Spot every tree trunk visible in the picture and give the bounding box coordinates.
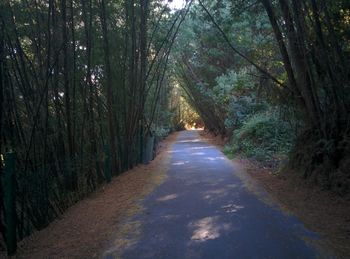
[100,0,118,173]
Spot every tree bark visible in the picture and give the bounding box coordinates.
[100,0,118,173]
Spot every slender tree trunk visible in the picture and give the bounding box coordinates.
[61,0,76,189]
[278,0,321,129]
[100,0,118,172]
[259,0,303,102]
[70,0,77,156]
[309,0,343,126]
[0,15,5,243]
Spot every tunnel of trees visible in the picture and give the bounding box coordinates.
[0,0,349,252]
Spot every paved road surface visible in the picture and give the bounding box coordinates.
[105,130,322,259]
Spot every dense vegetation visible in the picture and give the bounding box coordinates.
[0,0,349,254]
[170,0,349,195]
[0,0,191,249]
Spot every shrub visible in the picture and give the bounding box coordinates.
[224,112,294,161]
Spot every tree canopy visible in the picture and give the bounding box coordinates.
[0,0,349,253]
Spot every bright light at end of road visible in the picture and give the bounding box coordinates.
[163,0,186,10]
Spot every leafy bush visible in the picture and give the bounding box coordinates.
[154,127,171,138]
[210,68,268,132]
[224,96,267,131]
[224,112,294,161]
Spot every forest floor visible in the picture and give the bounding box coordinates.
[4,132,178,259]
[201,131,350,258]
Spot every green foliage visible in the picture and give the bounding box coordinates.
[170,0,282,135]
[224,112,294,161]
[154,127,172,138]
[210,68,268,131]
[0,0,183,248]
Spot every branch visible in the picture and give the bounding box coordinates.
[198,0,285,88]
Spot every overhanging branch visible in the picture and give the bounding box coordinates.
[198,0,285,88]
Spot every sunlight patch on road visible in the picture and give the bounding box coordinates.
[188,146,211,150]
[178,138,201,143]
[202,188,228,201]
[206,156,225,161]
[102,132,178,258]
[157,194,178,202]
[189,216,231,242]
[172,160,189,165]
[221,204,244,213]
[167,150,180,153]
[191,152,206,156]
[205,189,227,195]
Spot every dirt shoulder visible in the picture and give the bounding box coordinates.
[201,130,350,258]
[4,132,178,259]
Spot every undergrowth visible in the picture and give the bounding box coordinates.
[224,112,294,162]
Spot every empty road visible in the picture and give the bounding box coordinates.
[104,130,322,259]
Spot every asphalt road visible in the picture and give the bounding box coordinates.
[105,130,322,259]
